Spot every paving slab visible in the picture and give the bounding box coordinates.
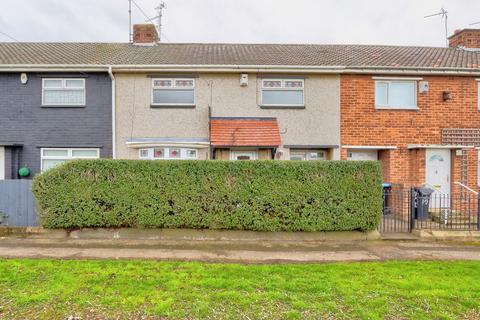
[0,237,479,263]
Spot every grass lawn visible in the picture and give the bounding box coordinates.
[0,260,479,319]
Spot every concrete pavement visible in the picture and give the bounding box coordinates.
[0,237,479,263]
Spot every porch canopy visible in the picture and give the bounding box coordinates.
[210,117,281,148]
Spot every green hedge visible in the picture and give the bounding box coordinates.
[32,160,383,231]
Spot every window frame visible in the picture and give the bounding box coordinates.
[151,78,196,106]
[289,149,326,161]
[40,147,100,171]
[374,80,418,110]
[346,149,379,161]
[138,147,198,160]
[42,78,86,106]
[260,78,305,107]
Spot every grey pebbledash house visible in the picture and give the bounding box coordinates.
[0,45,114,179]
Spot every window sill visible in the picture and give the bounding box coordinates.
[41,105,86,108]
[375,106,419,111]
[150,105,196,109]
[260,105,305,110]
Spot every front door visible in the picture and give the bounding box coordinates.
[426,149,451,195]
[0,147,4,180]
[230,151,258,161]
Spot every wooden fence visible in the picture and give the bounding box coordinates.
[0,180,37,227]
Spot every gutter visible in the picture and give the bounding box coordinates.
[93,64,480,76]
[1,64,480,76]
[0,65,109,72]
[108,66,116,159]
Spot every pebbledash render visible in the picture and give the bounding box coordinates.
[1,23,480,191]
[115,72,341,161]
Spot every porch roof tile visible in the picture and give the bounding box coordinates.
[210,117,281,147]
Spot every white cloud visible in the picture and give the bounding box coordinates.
[0,0,479,46]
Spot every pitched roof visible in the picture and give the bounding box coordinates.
[0,42,479,70]
[210,117,281,147]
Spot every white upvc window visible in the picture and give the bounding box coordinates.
[375,80,417,109]
[42,78,86,106]
[138,147,198,160]
[289,150,326,161]
[151,78,195,106]
[347,150,378,161]
[261,79,304,107]
[41,148,100,171]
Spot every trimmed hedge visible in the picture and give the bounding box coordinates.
[32,160,383,231]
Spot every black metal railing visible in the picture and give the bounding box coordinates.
[381,189,480,233]
[380,189,412,233]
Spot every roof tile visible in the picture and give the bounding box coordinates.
[0,42,479,70]
[210,118,281,147]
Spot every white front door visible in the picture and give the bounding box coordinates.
[230,151,258,161]
[0,147,4,180]
[426,149,451,195]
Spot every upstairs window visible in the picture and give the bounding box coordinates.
[42,78,86,106]
[152,78,195,106]
[261,79,304,107]
[375,80,417,109]
[138,147,198,160]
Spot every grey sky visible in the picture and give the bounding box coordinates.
[0,0,479,46]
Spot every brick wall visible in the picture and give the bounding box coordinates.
[449,29,480,48]
[133,24,158,44]
[341,74,480,190]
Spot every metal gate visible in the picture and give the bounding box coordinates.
[380,189,480,233]
[0,180,38,226]
[380,190,413,233]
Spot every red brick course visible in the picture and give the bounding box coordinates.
[133,24,158,44]
[341,74,480,191]
[449,29,480,48]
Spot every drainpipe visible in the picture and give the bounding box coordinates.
[108,66,116,159]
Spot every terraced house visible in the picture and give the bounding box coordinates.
[114,25,341,162]
[341,29,480,195]
[1,24,480,197]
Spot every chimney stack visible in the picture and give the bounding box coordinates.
[133,24,158,45]
[448,28,480,48]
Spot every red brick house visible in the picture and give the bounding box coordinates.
[341,29,480,194]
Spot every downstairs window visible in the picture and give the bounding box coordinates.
[41,148,99,171]
[138,147,198,160]
[289,150,326,161]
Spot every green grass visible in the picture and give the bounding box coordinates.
[0,260,479,319]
